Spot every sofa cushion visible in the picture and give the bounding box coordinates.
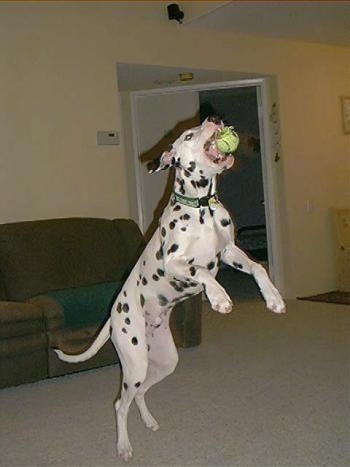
[43,281,121,329]
[0,218,142,301]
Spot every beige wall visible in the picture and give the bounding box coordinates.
[0,1,349,298]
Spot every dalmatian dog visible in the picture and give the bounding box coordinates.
[55,116,285,462]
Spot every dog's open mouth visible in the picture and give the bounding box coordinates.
[203,133,234,169]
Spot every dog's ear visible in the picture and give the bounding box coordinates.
[147,147,175,173]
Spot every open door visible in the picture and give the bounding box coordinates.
[199,86,268,264]
[129,78,282,288]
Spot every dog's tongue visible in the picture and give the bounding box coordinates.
[205,144,225,163]
[205,136,230,161]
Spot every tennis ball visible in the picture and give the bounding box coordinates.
[216,127,239,153]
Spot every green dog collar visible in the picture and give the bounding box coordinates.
[172,191,219,210]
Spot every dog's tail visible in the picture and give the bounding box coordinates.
[53,318,111,363]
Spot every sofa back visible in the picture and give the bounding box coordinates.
[0,218,144,301]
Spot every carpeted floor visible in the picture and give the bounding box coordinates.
[1,274,349,467]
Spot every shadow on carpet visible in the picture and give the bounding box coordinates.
[298,290,350,306]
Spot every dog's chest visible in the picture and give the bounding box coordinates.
[161,203,233,255]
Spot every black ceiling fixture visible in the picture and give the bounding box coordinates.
[167,4,184,24]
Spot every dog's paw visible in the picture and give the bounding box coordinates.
[266,292,286,314]
[117,440,133,462]
[211,297,233,314]
[143,414,160,431]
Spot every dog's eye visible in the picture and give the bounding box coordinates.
[185,133,193,141]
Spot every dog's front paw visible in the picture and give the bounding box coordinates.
[211,294,233,314]
[266,291,286,314]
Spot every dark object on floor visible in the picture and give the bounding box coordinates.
[298,291,350,306]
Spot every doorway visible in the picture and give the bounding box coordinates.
[199,86,268,264]
[124,78,281,288]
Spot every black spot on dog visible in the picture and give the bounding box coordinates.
[233,262,243,269]
[207,261,215,270]
[169,220,177,229]
[123,382,128,390]
[180,214,190,221]
[188,161,196,172]
[173,205,181,211]
[147,344,150,352]
[161,227,166,237]
[117,303,122,313]
[123,290,127,297]
[170,281,184,292]
[190,266,196,277]
[135,382,141,388]
[131,337,138,346]
[181,227,187,232]
[152,274,159,281]
[140,294,145,307]
[142,277,148,286]
[188,258,195,264]
[167,244,179,255]
[122,327,127,334]
[199,209,205,224]
[158,294,169,306]
[123,303,129,313]
[143,260,146,266]
[156,247,163,260]
[125,317,131,325]
[177,178,186,195]
[221,218,231,227]
[157,268,165,277]
[196,177,209,188]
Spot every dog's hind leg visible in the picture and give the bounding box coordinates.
[135,318,178,431]
[112,323,148,462]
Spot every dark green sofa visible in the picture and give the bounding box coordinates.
[0,218,202,388]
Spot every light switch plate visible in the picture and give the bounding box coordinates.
[97,131,120,145]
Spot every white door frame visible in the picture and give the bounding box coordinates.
[129,78,282,285]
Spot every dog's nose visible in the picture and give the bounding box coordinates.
[207,115,222,125]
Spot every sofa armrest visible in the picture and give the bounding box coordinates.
[0,301,45,338]
[27,296,64,331]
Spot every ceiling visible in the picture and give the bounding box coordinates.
[117,1,349,91]
[184,1,350,48]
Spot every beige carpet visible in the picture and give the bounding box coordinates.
[1,299,349,467]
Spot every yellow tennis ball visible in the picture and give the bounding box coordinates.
[216,127,239,153]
